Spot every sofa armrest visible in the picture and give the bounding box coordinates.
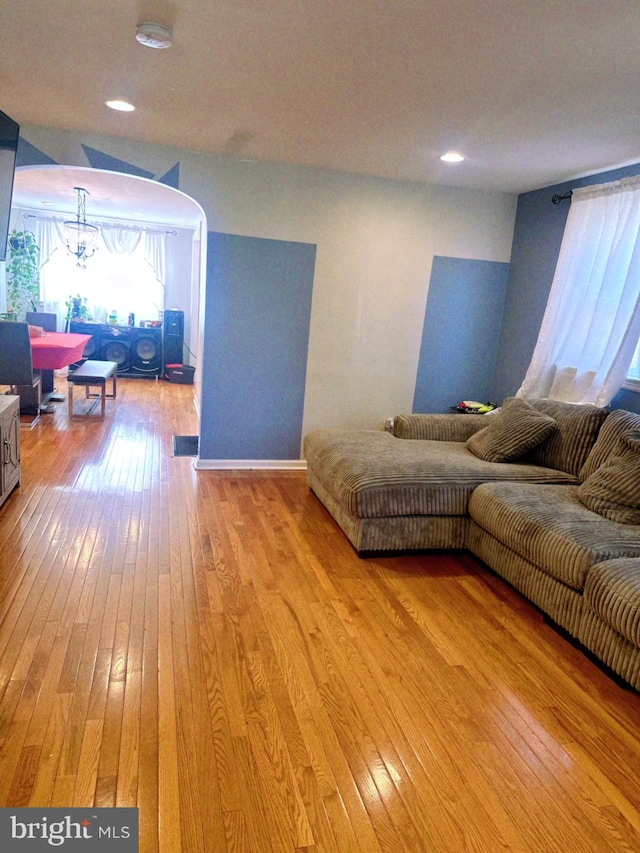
[392,413,489,441]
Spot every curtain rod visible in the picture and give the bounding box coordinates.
[20,211,177,236]
[551,190,573,205]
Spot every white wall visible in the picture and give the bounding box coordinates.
[163,226,196,360]
[21,126,517,435]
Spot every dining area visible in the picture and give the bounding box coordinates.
[0,315,91,426]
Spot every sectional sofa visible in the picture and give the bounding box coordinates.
[303,398,640,690]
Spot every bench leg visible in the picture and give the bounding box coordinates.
[67,365,116,418]
[68,381,107,417]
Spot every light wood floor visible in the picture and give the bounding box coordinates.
[0,377,638,852]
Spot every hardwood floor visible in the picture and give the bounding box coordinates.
[0,377,638,852]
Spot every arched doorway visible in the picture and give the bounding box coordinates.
[7,164,206,379]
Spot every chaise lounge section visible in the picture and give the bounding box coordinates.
[303,398,606,553]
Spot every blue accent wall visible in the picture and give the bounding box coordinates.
[413,256,510,413]
[610,387,640,412]
[494,161,640,410]
[200,232,316,459]
[80,145,156,179]
[16,138,57,167]
[158,162,180,189]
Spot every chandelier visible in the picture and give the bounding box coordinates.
[64,187,99,267]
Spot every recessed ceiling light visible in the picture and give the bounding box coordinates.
[440,152,465,163]
[106,100,135,112]
[135,22,173,49]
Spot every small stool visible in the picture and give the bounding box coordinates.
[67,360,117,418]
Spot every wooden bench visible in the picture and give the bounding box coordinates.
[67,360,117,418]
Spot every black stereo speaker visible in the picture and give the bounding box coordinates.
[69,321,103,365]
[130,326,162,377]
[162,309,184,371]
[100,325,131,373]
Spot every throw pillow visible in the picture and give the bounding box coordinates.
[577,431,640,524]
[465,397,557,463]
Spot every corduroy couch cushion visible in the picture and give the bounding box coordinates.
[468,481,640,591]
[393,413,488,441]
[583,558,640,646]
[519,399,609,476]
[580,408,640,481]
[577,432,640,524]
[303,429,577,520]
[466,397,557,462]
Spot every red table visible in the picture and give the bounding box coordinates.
[31,332,91,370]
[31,332,92,407]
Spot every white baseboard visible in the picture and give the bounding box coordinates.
[193,458,307,471]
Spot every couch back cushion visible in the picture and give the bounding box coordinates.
[577,431,640,524]
[516,398,609,476]
[580,408,640,481]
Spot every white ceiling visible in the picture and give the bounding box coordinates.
[2,0,640,220]
[12,165,203,230]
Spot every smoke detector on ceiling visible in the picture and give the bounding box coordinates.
[135,22,173,49]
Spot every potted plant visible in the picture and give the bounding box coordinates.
[6,229,40,320]
[65,294,91,323]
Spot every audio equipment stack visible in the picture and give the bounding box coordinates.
[162,309,185,375]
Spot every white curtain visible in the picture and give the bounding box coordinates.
[35,219,166,328]
[101,224,142,255]
[33,218,60,268]
[25,218,67,328]
[517,175,640,407]
[143,231,166,285]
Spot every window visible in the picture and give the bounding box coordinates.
[624,340,640,390]
[518,176,640,407]
[37,226,164,329]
